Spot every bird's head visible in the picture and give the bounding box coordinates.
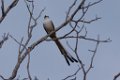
[44,15,49,19]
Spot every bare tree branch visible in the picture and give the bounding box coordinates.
[0,33,8,48]
[9,34,27,50]
[113,72,120,80]
[86,36,100,74]
[0,0,19,23]
[27,48,32,80]
[1,0,5,16]
[62,67,81,80]
[2,1,45,79]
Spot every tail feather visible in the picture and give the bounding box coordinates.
[67,54,78,63]
[54,39,78,65]
[71,57,78,62]
[64,55,70,65]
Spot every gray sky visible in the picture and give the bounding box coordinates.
[0,0,120,80]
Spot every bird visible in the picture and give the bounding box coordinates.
[43,15,78,65]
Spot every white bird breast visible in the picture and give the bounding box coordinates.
[44,19,55,33]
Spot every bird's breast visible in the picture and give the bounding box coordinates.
[43,20,55,33]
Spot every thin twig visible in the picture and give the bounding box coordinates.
[62,67,81,80]
[9,34,27,50]
[27,48,32,80]
[86,36,100,74]
[1,0,5,16]
[0,0,19,23]
[0,33,9,48]
[113,72,120,80]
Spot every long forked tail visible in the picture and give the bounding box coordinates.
[54,39,78,65]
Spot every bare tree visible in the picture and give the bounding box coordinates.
[0,0,112,80]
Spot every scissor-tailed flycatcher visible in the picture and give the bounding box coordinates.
[43,15,78,65]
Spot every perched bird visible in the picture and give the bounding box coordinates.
[43,15,78,65]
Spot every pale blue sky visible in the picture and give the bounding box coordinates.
[0,0,120,80]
